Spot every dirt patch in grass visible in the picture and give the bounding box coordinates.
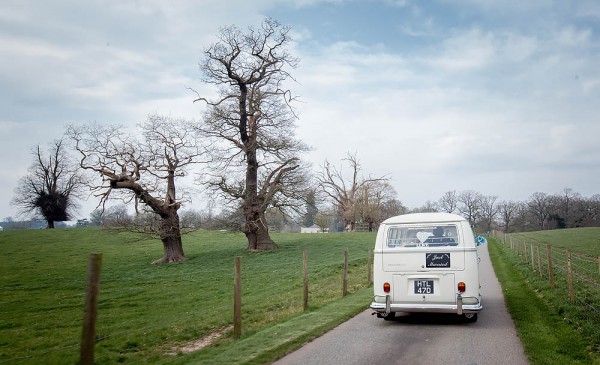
[167,325,233,355]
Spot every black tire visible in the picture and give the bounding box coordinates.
[463,313,478,322]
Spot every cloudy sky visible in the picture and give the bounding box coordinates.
[1,0,599,220]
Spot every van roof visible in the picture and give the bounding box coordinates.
[381,212,467,225]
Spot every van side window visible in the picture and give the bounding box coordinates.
[386,225,460,248]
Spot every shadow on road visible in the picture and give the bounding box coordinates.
[382,312,475,326]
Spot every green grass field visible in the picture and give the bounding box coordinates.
[3,226,599,364]
[507,227,600,256]
[0,228,375,364]
[493,228,600,364]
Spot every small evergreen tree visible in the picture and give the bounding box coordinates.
[303,190,318,227]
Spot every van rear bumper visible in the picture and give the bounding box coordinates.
[370,294,482,314]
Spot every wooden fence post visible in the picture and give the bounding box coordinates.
[530,243,535,270]
[524,242,528,263]
[546,245,554,288]
[234,256,242,339]
[303,251,309,311]
[537,243,542,277]
[367,248,372,286]
[566,251,574,303]
[343,249,348,297]
[80,253,102,365]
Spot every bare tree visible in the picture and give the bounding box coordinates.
[497,200,520,233]
[514,202,533,232]
[380,198,408,220]
[411,201,439,213]
[527,192,553,230]
[458,190,483,227]
[179,209,208,230]
[579,194,600,227]
[264,207,288,232]
[555,187,581,228]
[317,152,389,231]
[479,195,498,233]
[68,115,205,264]
[100,204,133,228]
[356,180,398,231]
[12,139,83,228]
[193,19,310,250]
[438,190,458,214]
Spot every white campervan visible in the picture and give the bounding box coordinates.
[370,212,484,322]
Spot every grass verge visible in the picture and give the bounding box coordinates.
[488,237,600,365]
[169,287,372,364]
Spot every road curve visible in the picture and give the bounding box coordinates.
[273,243,529,365]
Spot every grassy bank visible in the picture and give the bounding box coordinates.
[508,227,600,256]
[488,236,600,364]
[0,228,375,364]
[170,287,372,364]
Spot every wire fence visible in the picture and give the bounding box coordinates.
[496,233,600,317]
[0,248,372,365]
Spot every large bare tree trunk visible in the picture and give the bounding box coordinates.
[153,210,186,264]
[243,130,277,250]
[244,209,276,251]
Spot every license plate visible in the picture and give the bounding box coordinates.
[414,280,434,294]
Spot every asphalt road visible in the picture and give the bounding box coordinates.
[273,243,529,365]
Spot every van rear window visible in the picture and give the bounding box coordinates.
[386,224,459,248]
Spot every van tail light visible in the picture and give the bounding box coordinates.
[458,282,466,293]
[383,282,391,293]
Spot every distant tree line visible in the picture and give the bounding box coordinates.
[292,153,600,234]
[297,186,600,235]
[408,187,600,234]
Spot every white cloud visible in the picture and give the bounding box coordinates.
[431,28,496,71]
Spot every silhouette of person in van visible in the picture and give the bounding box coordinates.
[425,226,457,246]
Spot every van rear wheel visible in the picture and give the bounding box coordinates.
[463,313,478,322]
